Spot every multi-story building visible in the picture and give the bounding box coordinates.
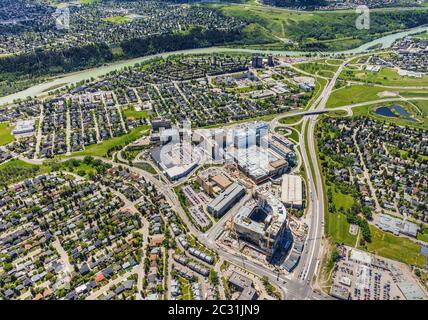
[233,190,288,260]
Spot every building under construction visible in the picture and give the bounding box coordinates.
[232,190,288,261]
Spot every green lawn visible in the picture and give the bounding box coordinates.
[134,162,157,174]
[288,127,299,143]
[325,110,348,118]
[53,160,99,178]
[327,85,391,108]
[412,100,428,117]
[208,3,313,39]
[0,122,14,146]
[279,114,303,125]
[330,186,355,211]
[177,277,193,300]
[71,125,150,158]
[79,0,99,4]
[363,225,426,268]
[327,84,428,108]
[102,15,132,24]
[352,101,428,129]
[0,159,51,187]
[418,227,428,243]
[414,31,428,40]
[340,67,428,86]
[122,105,150,120]
[295,60,340,78]
[326,212,358,247]
[325,59,343,66]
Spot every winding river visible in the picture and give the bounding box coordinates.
[1,24,427,107]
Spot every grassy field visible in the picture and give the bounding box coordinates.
[122,105,150,120]
[412,99,428,115]
[207,3,428,51]
[414,31,428,40]
[53,160,99,178]
[352,101,428,129]
[102,16,132,24]
[0,122,14,146]
[134,162,157,174]
[279,114,303,125]
[327,85,388,108]
[325,211,358,247]
[326,84,428,108]
[294,59,341,77]
[324,168,357,246]
[207,3,314,39]
[71,125,150,158]
[340,67,428,86]
[0,159,50,187]
[79,0,99,4]
[331,186,355,211]
[417,227,428,243]
[177,277,193,300]
[325,110,349,118]
[362,225,426,268]
[288,127,300,143]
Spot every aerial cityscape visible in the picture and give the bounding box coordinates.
[0,0,427,304]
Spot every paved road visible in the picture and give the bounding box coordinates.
[8,54,428,300]
[269,59,350,298]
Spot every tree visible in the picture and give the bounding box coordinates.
[209,269,218,285]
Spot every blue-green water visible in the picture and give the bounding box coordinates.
[375,105,416,122]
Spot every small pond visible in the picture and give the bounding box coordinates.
[375,105,416,122]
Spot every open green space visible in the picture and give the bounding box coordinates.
[327,84,428,108]
[418,227,428,243]
[362,225,426,268]
[327,85,388,107]
[122,105,150,120]
[71,125,150,158]
[177,277,193,300]
[0,159,50,187]
[330,186,355,211]
[326,211,358,247]
[414,31,428,40]
[352,101,428,129]
[102,16,132,25]
[207,3,314,40]
[324,169,357,246]
[208,3,428,51]
[340,67,428,86]
[288,127,300,143]
[0,122,14,146]
[400,91,428,98]
[325,59,343,66]
[134,162,157,175]
[295,59,340,77]
[279,114,303,125]
[411,100,428,116]
[325,110,348,118]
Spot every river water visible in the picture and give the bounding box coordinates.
[1,25,427,107]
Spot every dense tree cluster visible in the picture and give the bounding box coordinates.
[261,0,327,7]
[286,11,428,51]
[0,43,113,77]
[121,27,242,57]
